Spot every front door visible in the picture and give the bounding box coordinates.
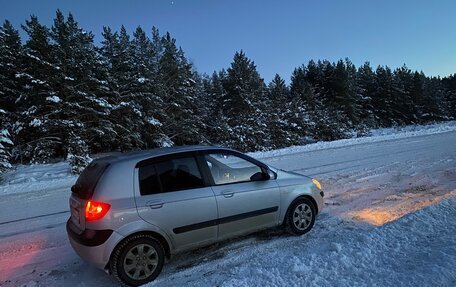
[203,152,280,240]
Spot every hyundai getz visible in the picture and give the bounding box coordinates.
[67,146,324,286]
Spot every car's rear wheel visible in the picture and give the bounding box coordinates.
[285,198,316,235]
[110,234,165,286]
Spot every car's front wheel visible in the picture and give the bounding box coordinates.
[110,234,165,286]
[285,198,316,235]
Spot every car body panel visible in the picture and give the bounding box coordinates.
[212,180,281,240]
[67,145,324,273]
[133,167,219,252]
[68,229,124,270]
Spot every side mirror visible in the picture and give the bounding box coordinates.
[250,171,270,181]
[266,169,276,180]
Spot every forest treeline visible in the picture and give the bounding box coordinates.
[1,11,455,173]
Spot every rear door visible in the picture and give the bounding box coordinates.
[69,160,110,233]
[203,152,280,240]
[134,153,218,251]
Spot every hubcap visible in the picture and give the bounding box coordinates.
[123,243,158,280]
[293,203,312,231]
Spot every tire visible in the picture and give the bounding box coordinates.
[110,234,165,286]
[285,197,316,235]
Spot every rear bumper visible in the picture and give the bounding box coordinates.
[66,219,113,246]
[67,219,124,270]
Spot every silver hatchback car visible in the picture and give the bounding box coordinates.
[67,146,324,286]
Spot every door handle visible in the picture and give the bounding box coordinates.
[146,200,164,209]
[222,191,234,198]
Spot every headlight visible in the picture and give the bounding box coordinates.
[312,178,322,190]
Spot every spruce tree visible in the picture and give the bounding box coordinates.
[100,25,144,151]
[356,62,376,129]
[46,11,112,168]
[442,74,456,119]
[159,32,205,146]
[392,65,414,125]
[0,20,22,163]
[130,26,166,148]
[267,74,297,148]
[201,70,230,145]
[373,66,395,126]
[16,15,60,162]
[0,109,13,175]
[221,51,268,151]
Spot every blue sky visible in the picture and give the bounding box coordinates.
[1,0,455,82]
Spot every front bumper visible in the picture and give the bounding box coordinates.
[67,219,124,270]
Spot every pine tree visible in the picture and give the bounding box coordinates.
[442,74,456,119]
[158,32,205,146]
[0,109,13,175]
[356,62,376,129]
[15,15,61,163]
[291,63,345,141]
[321,59,359,130]
[266,74,297,148]
[0,20,22,116]
[130,26,167,148]
[102,25,146,151]
[201,70,230,145]
[373,66,395,127]
[36,10,113,167]
[221,51,268,151]
[422,76,447,122]
[0,20,22,164]
[392,65,414,125]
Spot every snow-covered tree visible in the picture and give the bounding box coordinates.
[67,133,91,174]
[266,74,300,148]
[49,11,114,161]
[356,62,376,129]
[1,11,456,165]
[0,20,22,164]
[0,109,13,175]
[221,51,268,151]
[373,66,395,127]
[158,32,205,146]
[201,70,231,145]
[14,15,60,163]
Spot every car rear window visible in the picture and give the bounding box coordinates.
[71,160,110,199]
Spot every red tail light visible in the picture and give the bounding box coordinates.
[85,200,110,222]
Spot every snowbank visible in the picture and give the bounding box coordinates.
[250,121,456,159]
[0,162,76,196]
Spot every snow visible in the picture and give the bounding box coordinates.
[249,121,456,159]
[149,198,456,287]
[146,116,162,126]
[0,122,455,286]
[46,96,61,103]
[0,162,76,197]
[29,118,42,127]
[0,130,13,145]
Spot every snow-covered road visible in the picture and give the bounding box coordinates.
[1,127,455,287]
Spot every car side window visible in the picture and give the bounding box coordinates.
[139,164,161,195]
[205,153,263,185]
[139,156,205,195]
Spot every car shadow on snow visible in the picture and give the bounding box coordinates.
[171,227,291,272]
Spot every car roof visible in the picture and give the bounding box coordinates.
[94,145,234,165]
